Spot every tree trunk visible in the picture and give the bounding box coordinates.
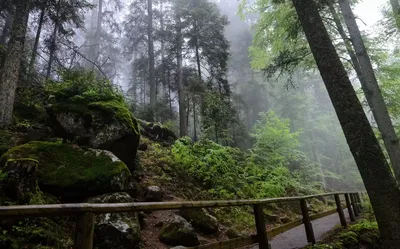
[193,97,197,141]
[168,69,173,119]
[160,0,165,100]
[0,0,29,128]
[28,5,46,76]
[94,0,102,61]
[292,0,400,248]
[339,0,400,181]
[46,21,58,79]
[176,13,187,137]
[390,0,400,30]
[148,0,156,121]
[0,11,13,45]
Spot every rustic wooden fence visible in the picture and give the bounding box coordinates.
[0,192,363,249]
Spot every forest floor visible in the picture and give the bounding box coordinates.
[249,210,351,249]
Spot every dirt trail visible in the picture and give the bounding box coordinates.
[251,209,351,249]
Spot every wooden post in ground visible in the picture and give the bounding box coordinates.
[300,199,316,244]
[253,204,270,249]
[334,194,347,227]
[350,193,359,216]
[345,193,355,222]
[74,212,95,249]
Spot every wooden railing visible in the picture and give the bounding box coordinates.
[0,192,364,249]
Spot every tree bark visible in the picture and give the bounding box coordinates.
[176,12,187,137]
[339,0,400,181]
[0,0,29,128]
[160,0,165,100]
[390,0,400,30]
[28,5,46,76]
[46,9,59,80]
[292,0,400,248]
[148,0,156,121]
[0,11,13,45]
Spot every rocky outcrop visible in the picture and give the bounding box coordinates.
[88,192,141,249]
[138,120,177,144]
[144,186,164,202]
[179,208,219,235]
[46,99,140,170]
[225,228,243,239]
[0,141,132,202]
[0,158,39,204]
[159,215,199,247]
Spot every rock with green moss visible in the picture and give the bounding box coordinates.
[0,141,132,201]
[159,215,199,247]
[46,101,140,170]
[0,158,40,204]
[225,227,243,239]
[138,119,177,144]
[45,71,140,170]
[88,192,141,249]
[179,208,218,235]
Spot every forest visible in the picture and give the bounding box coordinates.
[0,0,400,248]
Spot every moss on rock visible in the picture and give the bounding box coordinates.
[0,130,13,157]
[0,141,131,201]
[44,70,140,170]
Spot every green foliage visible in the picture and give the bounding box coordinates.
[172,113,320,199]
[172,137,247,199]
[201,91,238,144]
[306,221,380,249]
[46,69,124,104]
[45,69,138,132]
[251,111,300,167]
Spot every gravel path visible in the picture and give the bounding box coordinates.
[251,209,351,249]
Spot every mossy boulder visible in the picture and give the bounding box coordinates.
[45,70,140,170]
[0,158,40,204]
[225,227,243,239]
[0,141,132,201]
[159,215,199,247]
[0,130,14,156]
[179,208,219,235]
[88,192,141,249]
[138,120,177,144]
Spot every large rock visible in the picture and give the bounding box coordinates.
[144,186,164,202]
[46,100,140,170]
[88,192,141,249]
[179,208,218,235]
[0,141,132,201]
[0,158,39,204]
[138,120,177,144]
[159,215,199,247]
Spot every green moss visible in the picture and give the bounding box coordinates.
[1,141,131,200]
[0,130,13,156]
[89,100,139,134]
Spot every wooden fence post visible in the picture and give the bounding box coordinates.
[350,194,359,216]
[253,204,270,249]
[74,212,95,249]
[344,193,355,222]
[300,199,316,244]
[334,194,347,227]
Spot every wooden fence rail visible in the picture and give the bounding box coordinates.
[0,192,364,249]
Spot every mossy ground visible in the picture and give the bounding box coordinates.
[0,141,131,200]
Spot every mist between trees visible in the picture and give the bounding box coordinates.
[3,0,400,242]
